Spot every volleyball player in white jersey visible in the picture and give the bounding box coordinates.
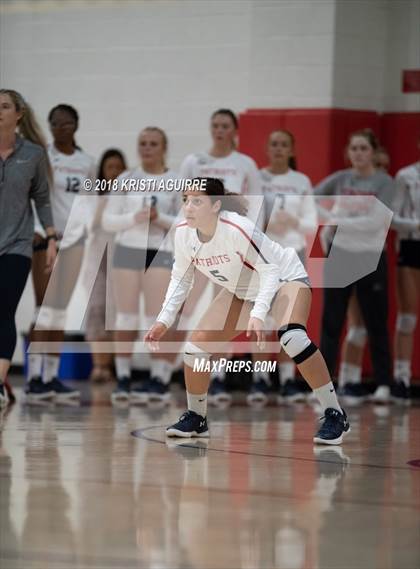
[145,178,350,445]
[102,127,180,404]
[180,109,262,405]
[27,104,96,402]
[392,141,420,402]
[247,130,317,406]
[84,149,127,383]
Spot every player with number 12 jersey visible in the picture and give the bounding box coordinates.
[47,142,96,248]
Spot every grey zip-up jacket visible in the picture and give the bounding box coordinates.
[0,135,53,257]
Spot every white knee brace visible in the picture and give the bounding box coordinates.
[346,326,367,348]
[184,342,212,369]
[396,313,417,334]
[115,312,139,331]
[36,306,67,329]
[278,324,318,364]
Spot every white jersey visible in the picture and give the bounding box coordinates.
[39,145,96,248]
[179,150,262,223]
[101,167,180,251]
[393,162,420,241]
[157,210,307,328]
[260,168,317,250]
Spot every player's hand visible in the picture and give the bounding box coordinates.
[276,209,298,230]
[144,322,168,352]
[149,206,158,221]
[246,317,266,350]
[45,239,57,274]
[134,208,150,223]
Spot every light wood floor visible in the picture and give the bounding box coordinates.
[1,381,419,569]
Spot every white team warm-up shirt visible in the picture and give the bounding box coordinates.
[260,168,317,250]
[179,150,263,223]
[102,168,181,251]
[393,162,420,241]
[33,145,96,248]
[156,211,308,328]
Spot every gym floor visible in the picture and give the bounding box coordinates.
[1,379,419,569]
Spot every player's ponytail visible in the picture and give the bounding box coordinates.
[200,177,248,216]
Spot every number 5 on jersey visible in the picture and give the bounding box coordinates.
[209,269,228,282]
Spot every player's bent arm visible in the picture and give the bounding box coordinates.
[298,190,318,234]
[30,150,54,230]
[246,158,264,227]
[153,211,177,231]
[155,229,196,328]
[313,171,343,196]
[250,263,284,322]
[391,174,420,232]
[155,264,195,328]
[234,220,285,322]
[102,195,136,232]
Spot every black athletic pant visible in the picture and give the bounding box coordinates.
[0,254,31,360]
[320,249,392,386]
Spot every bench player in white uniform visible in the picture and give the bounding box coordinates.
[102,127,180,404]
[248,129,317,406]
[392,145,420,402]
[180,109,262,405]
[145,178,350,445]
[27,104,96,402]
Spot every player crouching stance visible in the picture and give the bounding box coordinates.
[145,178,350,445]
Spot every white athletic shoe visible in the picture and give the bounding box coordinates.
[370,385,391,404]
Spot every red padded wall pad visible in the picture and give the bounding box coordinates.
[238,107,420,379]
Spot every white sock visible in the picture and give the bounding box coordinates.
[187,391,207,417]
[313,382,342,414]
[252,370,270,384]
[43,355,60,384]
[115,356,131,380]
[278,362,295,386]
[28,354,43,380]
[338,362,361,387]
[394,359,410,387]
[151,359,173,385]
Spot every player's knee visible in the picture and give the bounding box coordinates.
[36,306,67,329]
[115,312,139,331]
[278,323,318,364]
[346,325,367,347]
[396,313,417,334]
[190,330,214,346]
[184,342,212,369]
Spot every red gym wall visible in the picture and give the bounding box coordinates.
[238,108,420,380]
